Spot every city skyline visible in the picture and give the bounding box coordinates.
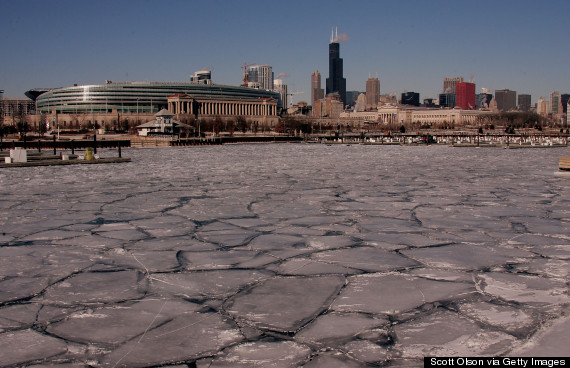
[1,0,568,105]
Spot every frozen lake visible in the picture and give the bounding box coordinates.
[0,143,569,367]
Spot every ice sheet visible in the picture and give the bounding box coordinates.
[0,144,568,366]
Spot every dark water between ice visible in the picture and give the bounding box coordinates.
[0,144,569,367]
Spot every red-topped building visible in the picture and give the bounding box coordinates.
[456,82,476,110]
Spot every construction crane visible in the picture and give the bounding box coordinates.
[287,91,304,108]
[241,63,254,87]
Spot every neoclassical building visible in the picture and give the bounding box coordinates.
[340,104,494,127]
[167,94,279,126]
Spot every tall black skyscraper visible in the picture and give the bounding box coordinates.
[326,28,346,106]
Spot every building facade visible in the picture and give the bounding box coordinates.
[517,94,531,112]
[550,91,561,115]
[561,94,570,114]
[492,89,515,111]
[340,105,494,127]
[190,70,212,85]
[476,93,493,109]
[494,89,517,111]
[456,82,476,110]
[439,93,456,108]
[274,79,288,110]
[401,92,420,106]
[167,94,279,126]
[136,109,190,136]
[536,97,549,116]
[443,77,464,93]
[0,98,36,117]
[313,95,344,118]
[365,76,380,107]
[311,70,324,110]
[326,29,347,106]
[248,65,274,91]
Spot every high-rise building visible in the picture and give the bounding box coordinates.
[443,77,463,93]
[311,70,324,108]
[401,92,420,106]
[326,28,347,106]
[313,94,344,118]
[345,91,360,107]
[494,89,517,111]
[550,91,561,115]
[190,70,212,85]
[567,100,570,128]
[537,97,549,116]
[561,94,570,114]
[439,93,456,108]
[274,79,288,110]
[518,94,531,112]
[248,65,274,91]
[476,93,493,109]
[456,82,476,109]
[365,76,380,107]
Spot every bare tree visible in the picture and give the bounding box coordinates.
[212,116,223,136]
[13,105,30,139]
[235,116,248,133]
[227,119,235,137]
[37,113,48,137]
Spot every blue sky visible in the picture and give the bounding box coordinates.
[1,0,568,104]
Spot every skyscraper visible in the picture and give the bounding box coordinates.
[518,94,531,112]
[561,94,570,114]
[495,89,517,111]
[443,77,463,93]
[248,65,274,91]
[550,91,561,115]
[274,79,288,109]
[401,92,420,106]
[476,93,493,109]
[537,97,549,116]
[456,82,476,109]
[439,93,456,108]
[326,28,347,106]
[366,75,380,107]
[311,70,324,108]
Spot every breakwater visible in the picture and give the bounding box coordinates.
[1,132,567,151]
[0,137,130,151]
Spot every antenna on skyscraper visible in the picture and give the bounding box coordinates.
[330,26,341,43]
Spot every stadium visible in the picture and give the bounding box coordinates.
[33,81,282,114]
